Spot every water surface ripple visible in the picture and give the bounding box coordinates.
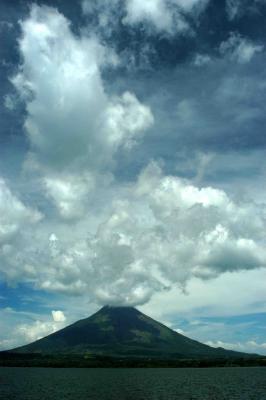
[0,367,266,400]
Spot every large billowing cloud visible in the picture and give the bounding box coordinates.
[13,4,153,174]
[3,3,266,309]
[12,4,153,219]
[1,160,266,306]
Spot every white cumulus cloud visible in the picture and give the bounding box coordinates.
[52,310,66,322]
[17,311,67,344]
[3,161,266,307]
[12,4,153,224]
[13,4,153,174]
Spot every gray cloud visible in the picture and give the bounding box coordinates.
[220,32,263,63]
[0,178,41,244]
[226,0,266,21]
[82,0,209,36]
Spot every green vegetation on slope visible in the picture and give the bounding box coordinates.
[8,306,258,360]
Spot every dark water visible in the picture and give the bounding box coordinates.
[0,367,266,400]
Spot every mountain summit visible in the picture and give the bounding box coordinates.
[13,306,247,359]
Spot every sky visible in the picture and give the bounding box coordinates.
[0,0,266,355]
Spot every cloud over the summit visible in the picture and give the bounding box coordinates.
[1,160,266,306]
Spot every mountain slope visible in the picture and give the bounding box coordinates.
[12,306,250,359]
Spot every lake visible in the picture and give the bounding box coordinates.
[0,367,266,399]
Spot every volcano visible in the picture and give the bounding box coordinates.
[9,306,250,360]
